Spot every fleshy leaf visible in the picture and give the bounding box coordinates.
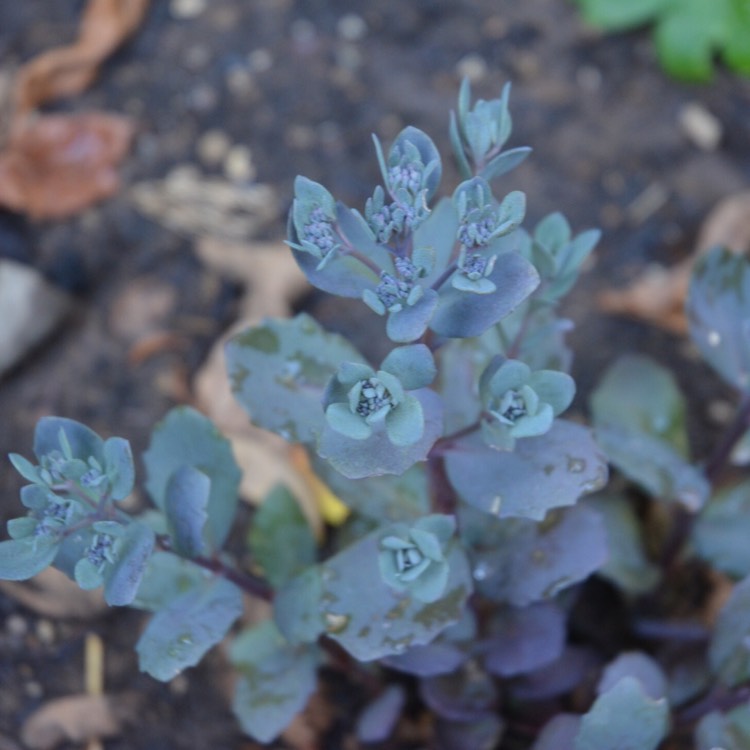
[317,388,443,479]
[132,551,209,611]
[693,480,750,578]
[230,620,319,743]
[479,146,532,182]
[533,715,581,750]
[687,246,750,391]
[419,664,498,721]
[512,646,601,702]
[316,526,472,661]
[33,417,105,465]
[590,355,689,454]
[103,437,135,501]
[584,493,660,595]
[8,453,41,484]
[574,676,670,750]
[481,602,566,677]
[430,251,539,338]
[444,421,608,520]
[356,685,406,744]
[709,573,750,686]
[460,503,608,607]
[695,703,750,750]
[381,344,436,390]
[227,314,366,444]
[436,715,505,750]
[381,641,467,677]
[137,577,243,681]
[0,537,60,581]
[273,565,325,644]
[249,485,316,589]
[414,198,461,288]
[143,406,241,551]
[104,521,155,606]
[164,465,210,558]
[386,289,439,343]
[597,652,668,700]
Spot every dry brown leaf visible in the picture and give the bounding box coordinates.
[0,113,134,219]
[20,693,139,750]
[598,191,750,333]
[14,0,150,116]
[0,567,106,619]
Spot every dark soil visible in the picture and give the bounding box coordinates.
[1,1,749,748]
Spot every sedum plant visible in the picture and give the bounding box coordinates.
[3,79,750,749]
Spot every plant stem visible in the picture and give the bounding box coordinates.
[678,683,750,726]
[705,393,750,483]
[156,535,273,601]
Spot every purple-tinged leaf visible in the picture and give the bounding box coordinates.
[511,646,601,702]
[687,246,750,391]
[430,251,539,338]
[419,663,497,721]
[356,685,406,744]
[317,388,443,479]
[460,502,608,607]
[481,602,566,677]
[436,714,505,750]
[382,641,467,676]
[445,421,608,520]
[597,652,668,701]
[532,714,580,750]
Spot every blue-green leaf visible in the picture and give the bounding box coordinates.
[693,480,750,578]
[533,714,580,750]
[230,620,320,743]
[8,453,41,484]
[34,417,104,465]
[164,465,210,558]
[103,437,135,501]
[143,406,240,551]
[0,537,59,581]
[695,703,750,750]
[479,146,532,182]
[597,652,668,701]
[137,577,243,681]
[574,676,670,750]
[227,314,366,444]
[356,685,406,744]
[132,551,209,611]
[249,485,316,589]
[104,521,155,606]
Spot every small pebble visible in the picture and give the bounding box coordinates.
[198,130,232,166]
[708,399,734,425]
[456,53,487,83]
[223,145,256,183]
[678,102,722,151]
[183,44,211,71]
[24,681,43,699]
[247,48,273,73]
[6,614,27,638]
[576,65,602,93]
[170,0,207,19]
[227,66,257,100]
[337,13,367,42]
[170,674,190,696]
[35,620,55,646]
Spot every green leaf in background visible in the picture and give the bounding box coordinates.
[693,480,750,578]
[575,0,750,81]
[249,485,316,589]
[230,620,320,743]
[143,407,240,552]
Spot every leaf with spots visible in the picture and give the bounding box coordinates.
[226,313,366,444]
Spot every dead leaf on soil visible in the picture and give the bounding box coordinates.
[14,0,150,116]
[0,567,107,619]
[131,167,280,241]
[0,113,134,219]
[598,191,750,333]
[20,693,139,750]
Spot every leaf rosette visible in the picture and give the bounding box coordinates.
[479,357,575,450]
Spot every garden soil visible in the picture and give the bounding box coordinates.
[0,1,749,748]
